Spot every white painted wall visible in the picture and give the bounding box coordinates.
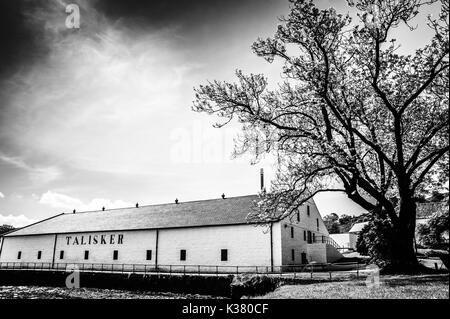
[279,199,330,265]
[0,201,331,268]
[1,225,276,269]
[307,243,327,263]
[157,224,272,268]
[306,243,343,263]
[271,222,282,267]
[54,230,157,266]
[0,235,55,263]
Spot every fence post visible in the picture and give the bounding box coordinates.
[216,266,218,276]
[183,265,186,276]
[356,262,359,279]
[198,265,200,275]
[310,265,313,279]
[236,266,239,275]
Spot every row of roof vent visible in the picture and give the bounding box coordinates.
[71,168,265,213]
[71,193,229,214]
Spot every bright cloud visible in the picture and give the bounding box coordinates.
[39,191,133,212]
[0,214,36,228]
[0,192,4,199]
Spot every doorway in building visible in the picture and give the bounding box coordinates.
[301,252,308,264]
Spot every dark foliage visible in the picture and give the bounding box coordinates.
[417,207,449,250]
[356,215,396,269]
[0,225,15,236]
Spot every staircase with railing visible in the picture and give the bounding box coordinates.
[307,235,344,263]
[308,235,342,249]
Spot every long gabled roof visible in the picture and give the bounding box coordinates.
[5,195,261,237]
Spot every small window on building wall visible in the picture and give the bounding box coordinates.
[303,230,306,241]
[113,250,119,260]
[317,218,319,231]
[296,212,300,222]
[180,249,186,261]
[221,249,228,261]
[84,250,89,260]
[37,251,42,260]
[17,251,22,260]
[291,249,295,262]
[313,233,316,243]
[60,251,64,260]
[307,205,310,217]
[290,226,294,238]
[146,250,152,261]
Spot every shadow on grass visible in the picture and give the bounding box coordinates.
[382,274,449,287]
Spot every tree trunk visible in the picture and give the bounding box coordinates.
[389,195,420,272]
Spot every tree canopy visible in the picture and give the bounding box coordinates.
[417,205,449,249]
[323,213,340,233]
[0,224,14,236]
[193,0,449,269]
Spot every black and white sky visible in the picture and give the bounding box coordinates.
[0,0,438,226]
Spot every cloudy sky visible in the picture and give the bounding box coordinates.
[0,0,439,227]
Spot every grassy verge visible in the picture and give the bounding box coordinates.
[252,274,449,299]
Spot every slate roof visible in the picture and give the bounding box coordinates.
[349,222,369,233]
[5,195,261,237]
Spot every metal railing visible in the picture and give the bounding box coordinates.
[311,235,341,249]
[0,261,367,279]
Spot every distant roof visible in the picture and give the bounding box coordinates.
[349,222,369,233]
[5,195,262,237]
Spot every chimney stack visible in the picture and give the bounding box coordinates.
[260,168,265,191]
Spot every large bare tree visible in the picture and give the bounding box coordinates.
[193,0,449,270]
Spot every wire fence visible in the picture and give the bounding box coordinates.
[0,261,370,279]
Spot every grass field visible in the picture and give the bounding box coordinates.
[255,274,449,299]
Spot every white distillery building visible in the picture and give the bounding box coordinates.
[0,195,342,272]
